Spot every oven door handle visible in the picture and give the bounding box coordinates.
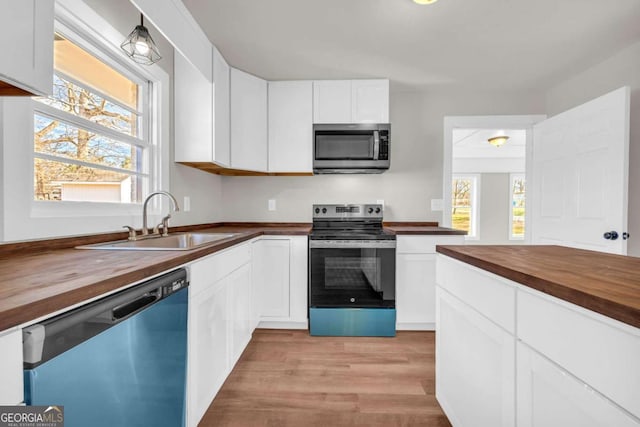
[373,130,380,160]
[309,240,396,249]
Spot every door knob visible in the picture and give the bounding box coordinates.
[603,231,619,240]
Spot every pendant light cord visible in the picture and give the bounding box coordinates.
[140,14,144,27]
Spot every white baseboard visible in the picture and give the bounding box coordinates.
[257,320,308,330]
[396,322,435,331]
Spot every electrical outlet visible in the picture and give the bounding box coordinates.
[183,196,191,212]
[268,199,276,211]
[431,199,444,211]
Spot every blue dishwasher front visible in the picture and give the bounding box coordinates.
[23,268,189,427]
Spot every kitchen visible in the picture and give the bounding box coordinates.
[1,0,639,426]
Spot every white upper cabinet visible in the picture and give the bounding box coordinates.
[313,79,389,124]
[268,81,313,173]
[313,80,352,123]
[212,47,230,166]
[174,52,213,162]
[0,0,53,96]
[175,47,231,166]
[352,79,389,123]
[230,68,268,171]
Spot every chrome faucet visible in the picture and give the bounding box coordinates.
[142,191,180,236]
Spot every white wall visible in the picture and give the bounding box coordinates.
[545,39,640,256]
[475,173,525,245]
[222,88,544,222]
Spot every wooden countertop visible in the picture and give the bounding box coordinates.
[384,223,466,235]
[436,245,640,329]
[0,224,311,331]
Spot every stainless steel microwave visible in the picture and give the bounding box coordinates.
[313,124,390,174]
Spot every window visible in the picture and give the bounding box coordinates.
[452,175,479,239]
[33,34,151,203]
[510,174,526,240]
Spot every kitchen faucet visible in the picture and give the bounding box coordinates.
[124,191,180,240]
[142,191,180,236]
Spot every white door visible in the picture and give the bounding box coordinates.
[530,87,630,254]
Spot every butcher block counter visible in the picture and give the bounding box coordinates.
[0,223,311,331]
[436,245,640,328]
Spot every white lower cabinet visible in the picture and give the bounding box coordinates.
[187,243,253,427]
[228,263,253,367]
[0,328,23,405]
[517,342,638,427]
[252,236,308,329]
[188,278,229,426]
[436,288,515,427]
[436,254,640,427]
[253,239,290,318]
[396,235,464,330]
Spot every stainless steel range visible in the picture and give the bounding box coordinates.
[308,204,396,336]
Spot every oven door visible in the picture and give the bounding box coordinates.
[309,240,396,308]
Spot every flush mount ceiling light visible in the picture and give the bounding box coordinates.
[120,14,162,65]
[488,135,510,147]
[413,0,438,4]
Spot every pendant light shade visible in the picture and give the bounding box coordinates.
[121,14,162,65]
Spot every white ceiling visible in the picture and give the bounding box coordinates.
[453,129,526,159]
[181,0,640,92]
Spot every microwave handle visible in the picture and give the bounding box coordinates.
[373,130,380,160]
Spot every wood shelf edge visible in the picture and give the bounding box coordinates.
[178,162,314,177]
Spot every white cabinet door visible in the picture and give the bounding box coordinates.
[212,46,230,166]
[517,342,639,427]
[313,80,352,124]
[255,239,291,318]
[0,328,23,405]
[396,253,436,329]
[230,68,268,171]
[268,81,313,172]
[175,52,213,163]
[352,79,389,123]
[0,0,53,96]
[228,263,253,367]
[436,288,515,427]
[531,86,630,254]
[187,279,229,427]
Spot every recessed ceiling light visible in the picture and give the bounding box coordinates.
[413,0,438,4]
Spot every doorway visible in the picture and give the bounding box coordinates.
[442,116,545,244]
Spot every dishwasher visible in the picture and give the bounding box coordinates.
[22,268,189,427]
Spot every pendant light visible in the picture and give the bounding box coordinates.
[120,14,162,65]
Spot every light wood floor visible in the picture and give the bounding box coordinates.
[199,330,451,427]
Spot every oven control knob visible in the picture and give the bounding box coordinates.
[368,208,374,214]
[322,208,327,214]
[350,298,356,303]
[315,208,320,214]
[375,207,381,214]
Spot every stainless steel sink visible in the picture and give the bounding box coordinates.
[76,232,241,251]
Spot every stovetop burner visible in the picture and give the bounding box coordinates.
[310,204,394,241]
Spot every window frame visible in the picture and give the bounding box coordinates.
[509,173,526,241]
[0,1,170,241]
[31,21,154,209]
[452,174,480,241]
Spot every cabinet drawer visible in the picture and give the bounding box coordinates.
[436,255,516,333]
[190,243,251,294]
[397,235,464,254]
[518,289,640,419]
